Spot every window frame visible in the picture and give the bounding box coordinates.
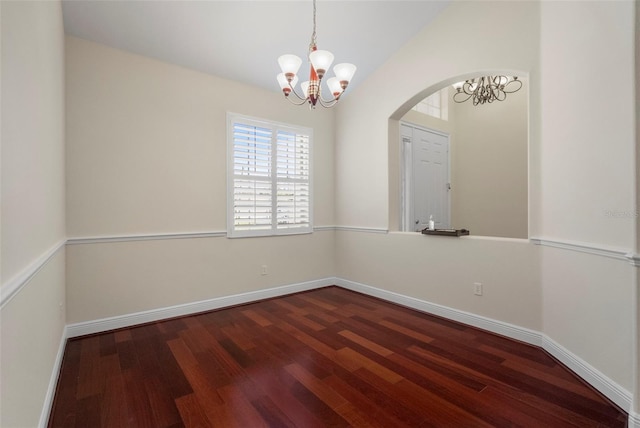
[226,112,313,238]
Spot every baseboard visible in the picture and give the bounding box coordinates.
[66,278,335,338]
[629,411,640,428]
[541,336,631,412]
[335,278,543,346]
[39,326,68,428]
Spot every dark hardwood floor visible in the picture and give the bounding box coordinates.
[49,286,628,427]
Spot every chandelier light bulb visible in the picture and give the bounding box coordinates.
[277,73,299,95]
[301,81,310,99]
[309,50,334,79]
[333,63,357,87]
[326,77,343,97]
[278,54,302,79]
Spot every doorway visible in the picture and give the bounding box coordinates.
[401,122,450,232]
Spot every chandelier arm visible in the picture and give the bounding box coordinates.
[318,90,340,105]
[285,83,310,103]
[285,95,311,106]
[453,91,473,103]
[488,84,501,101]
[503,78,523,93]
[461,81,475,96]
[317,97,339,108]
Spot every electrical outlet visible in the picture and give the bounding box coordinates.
[473,282,483,296]
[261,265,268,276]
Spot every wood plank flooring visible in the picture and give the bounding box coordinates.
[49,286,628,427]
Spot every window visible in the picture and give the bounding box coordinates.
[227,113,312,237]
[412,88,448,121]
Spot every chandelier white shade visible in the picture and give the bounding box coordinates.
[277,0,356,108]
[452,75,522,105]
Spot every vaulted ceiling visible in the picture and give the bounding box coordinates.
[62,1,450,93]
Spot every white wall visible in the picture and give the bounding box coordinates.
[65,37,336,322]
[0,1,67,426]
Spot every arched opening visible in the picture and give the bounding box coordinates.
[389,72,529,238]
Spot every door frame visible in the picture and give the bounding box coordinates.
[400,121,451,232]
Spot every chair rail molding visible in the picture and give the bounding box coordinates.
[531,237,637,265]
[66,231,228,245]
[0,239,66,308]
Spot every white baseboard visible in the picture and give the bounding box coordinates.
[541,336,631,413]
[66,278,335,338]
[39,326,69,428]
[335,278,543,346]
[60,276,633,422]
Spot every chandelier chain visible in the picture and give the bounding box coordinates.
[309,0,317,52]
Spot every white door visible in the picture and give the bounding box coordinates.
[403,124,450,231]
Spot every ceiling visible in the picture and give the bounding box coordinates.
[61,0,450,94]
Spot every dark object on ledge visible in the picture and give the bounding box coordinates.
[421,228,469,237]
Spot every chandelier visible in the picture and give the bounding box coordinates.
[276,0,356,109]
[452,76,522,105]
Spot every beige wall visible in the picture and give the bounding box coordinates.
[401,81,529,239]
[2,1,636,423]
[66,36,336,236]
[66,232,334,323]
[335,0,635,407]
[0,1,67,426]
[539,2,635,250]
[336,1,539,230]
[541,247,633,391]
[2,1,66,281]
[65,37,336,322]
[1,252,66,427]
[335,1,541,336]
[538,0,636,392]
[450,78,528,239]
[336,232,541,331]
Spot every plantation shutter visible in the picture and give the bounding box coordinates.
[231,122,273,233]
[276,130,310,231]
[227,114,312,237]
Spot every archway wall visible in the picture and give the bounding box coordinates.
[334,0,636,406]
[334,0,542,324]
[334,1,541,231]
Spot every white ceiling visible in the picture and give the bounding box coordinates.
[61,0,450,94]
